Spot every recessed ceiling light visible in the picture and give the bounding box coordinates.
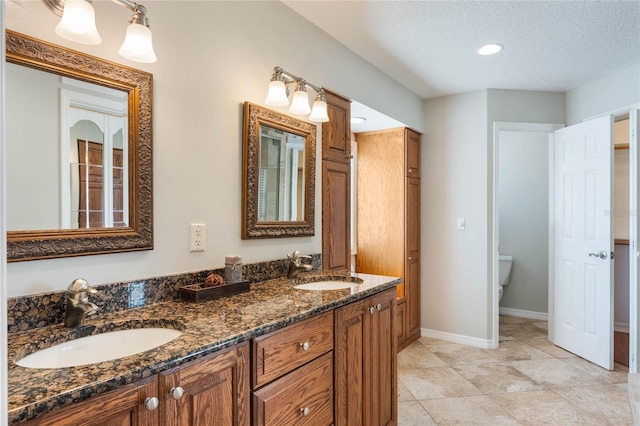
[351,116,367,124]
[478,44,503,55]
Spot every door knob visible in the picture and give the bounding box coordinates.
[588,251,608,260]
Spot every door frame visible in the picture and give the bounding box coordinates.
[491,122,563,349]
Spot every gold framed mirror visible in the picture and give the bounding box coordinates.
[6,30,153,261]
[242,102,316,238]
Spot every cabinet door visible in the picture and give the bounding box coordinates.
[334,297,371,426]
[322,160,351,271]
[23,376,159,426]
[405,129,421,178]
[160,343,250,426]
[322,89,351,164]
[406,176,420,254]
[370,289,397,426]
[406,253,421,341]
[396,299,407,348]
[252,352,334,426]
[405,175,421,343]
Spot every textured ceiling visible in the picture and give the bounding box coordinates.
[283,0,640,100]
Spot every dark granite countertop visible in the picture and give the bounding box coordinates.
[7,271,400,424]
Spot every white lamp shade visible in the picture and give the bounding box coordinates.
[289,90,311,115]
[119,23,157,63]
[309,100,330,122]
[265,80,289,106]
[55,0,101,45]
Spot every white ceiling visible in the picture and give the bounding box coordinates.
[284,0,640,101]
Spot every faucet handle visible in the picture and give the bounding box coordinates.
[67,278,98,295]
[289,250,301,260]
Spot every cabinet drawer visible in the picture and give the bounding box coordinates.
[252,352,333,426]
[252,310,333,388]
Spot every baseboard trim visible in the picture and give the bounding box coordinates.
[616,322,630,333]
[499,307,548,321]
[421,328,495,349]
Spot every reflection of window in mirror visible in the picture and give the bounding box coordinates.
[257,125,306,222]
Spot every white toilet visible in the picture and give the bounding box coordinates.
[498,255,513,302]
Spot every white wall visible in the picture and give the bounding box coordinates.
[423,89,564,345]
[566,63,640,125]
[5,63,59,230]
[5,1,424,297]
[423,90,489,342]
[498,130,549,314]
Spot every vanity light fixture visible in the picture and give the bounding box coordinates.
[41,0,158,63]
[265,66,330,123]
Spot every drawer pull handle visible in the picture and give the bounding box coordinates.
[369,306,375,314]
[376,303,382,311]
[170,386,184,400]
[144,396,159,411]
[300,342,310,351]
[300,407,310,416]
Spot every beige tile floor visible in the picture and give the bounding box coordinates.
[398,315,632,425]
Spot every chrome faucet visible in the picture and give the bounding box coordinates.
[287,250,313,279]
[64,278,99,328]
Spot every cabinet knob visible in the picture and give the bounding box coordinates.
[300,407,310,416]
[144,396,159,411]
[170,386,184,400]
[376,303,382,311]
[408,167,414,172]
[300,341,310,351]
[408,256,413,261]
[369,306,375,314]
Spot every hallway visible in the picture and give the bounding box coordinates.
[398,316,631,425]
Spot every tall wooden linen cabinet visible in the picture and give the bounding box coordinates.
[321,89,352,271]
[355,127,421,350]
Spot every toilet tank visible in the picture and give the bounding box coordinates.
[499,255,513,286]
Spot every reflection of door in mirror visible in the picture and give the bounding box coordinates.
[6,61,128,231]
[257,124,306,222]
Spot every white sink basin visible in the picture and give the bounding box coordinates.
[294,281,358,291]
[16,328,182,369]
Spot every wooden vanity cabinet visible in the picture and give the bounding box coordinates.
[334,288,397,426]
[159,342,250,426]
[251,311,334,426]
[23,376,160,426]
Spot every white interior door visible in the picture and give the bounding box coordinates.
[553,115,614,370]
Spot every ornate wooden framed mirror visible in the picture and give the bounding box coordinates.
[242,102,316,238]
[5,30,153,261]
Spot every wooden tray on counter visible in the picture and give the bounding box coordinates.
[179,280,250,302]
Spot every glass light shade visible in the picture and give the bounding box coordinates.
[55,0,101,45]
[264,80,289,106]
[309,100,329,122]
[119,23,157,63]
[289,90,311,115]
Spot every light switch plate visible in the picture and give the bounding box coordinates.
[456,217,465,231]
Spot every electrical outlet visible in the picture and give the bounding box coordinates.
[189,223,205,252]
